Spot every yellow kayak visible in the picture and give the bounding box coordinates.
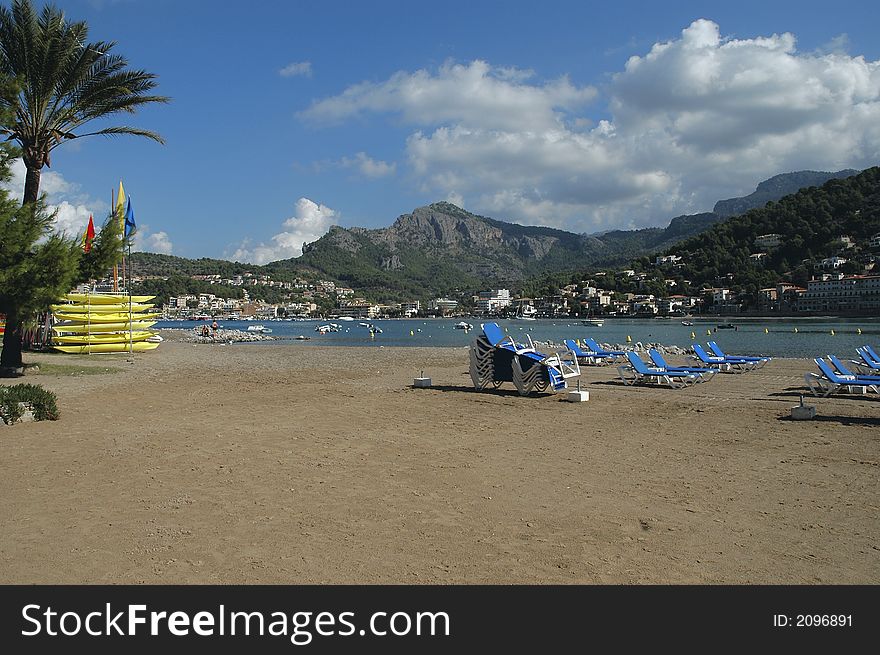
[53,321,157,334]
[51,303,155,314]
[54,320,157,333]
[53,331,158,344]
[62,293,156,304]
[54,312,161,323]
[53,341,160,354]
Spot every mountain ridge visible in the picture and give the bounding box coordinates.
[131,168,866,301]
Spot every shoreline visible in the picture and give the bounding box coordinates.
[1,333,877,584]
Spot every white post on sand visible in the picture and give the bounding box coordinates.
[413,369,432,388]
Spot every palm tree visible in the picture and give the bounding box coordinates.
[0,0,169,205]
[0,0,167,374]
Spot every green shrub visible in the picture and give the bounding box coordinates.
[0,384,60,424]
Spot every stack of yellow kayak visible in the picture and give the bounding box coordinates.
[51,293,161,354]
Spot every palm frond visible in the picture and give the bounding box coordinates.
[0,0,168,184]
[70,125,166,145]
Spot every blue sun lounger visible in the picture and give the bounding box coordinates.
[707,341,770,368]
[470,322,580,395]
[618,351,700,388]
[853,346,880,375]
[564,339,616,365]
[692,343,756,373]
[648,348,716,382]
[805,357,880,397]
[583,337,627,362]
[827,354,880,383]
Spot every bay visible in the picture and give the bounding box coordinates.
[155,317,880,359]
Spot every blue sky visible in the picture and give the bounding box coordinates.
[5,0,880,261]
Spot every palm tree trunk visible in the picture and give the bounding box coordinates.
[0,312,23,375]
[22,162,41,205]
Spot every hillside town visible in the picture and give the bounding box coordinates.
[113,261,879,321]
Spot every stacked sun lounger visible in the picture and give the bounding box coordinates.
[805,356,880,397]
[470,323,580,396]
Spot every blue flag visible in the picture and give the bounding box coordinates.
[124,197,136,239]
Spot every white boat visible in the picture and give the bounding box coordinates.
[454,321,473,330]
[247,324,272,333]
[681,320,694,326]
[582,319,604,327]
[513,304,538,321]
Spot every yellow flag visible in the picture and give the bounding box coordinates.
[116,181,126,230]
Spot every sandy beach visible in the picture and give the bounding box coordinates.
[1,332,877,584]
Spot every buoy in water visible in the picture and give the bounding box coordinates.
[690,332,696,339]
[410,330,414,336]
[857,328,862,334]
[831,329,835,336]
[764,328,769,334]
[626,335,632,343]
[794,327,798,333]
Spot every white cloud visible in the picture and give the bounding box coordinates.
[304,21,880,232]
[445,191,465,208]
[300,59,597,132]
[231,197,337,265]
[132,226,173,255]
[280,61,312,77]
[340,152,396,178]
[1,159,107,237]
[51,201,95,237]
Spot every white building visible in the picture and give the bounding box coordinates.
[476,289,511,314]
[429,298,459,313]
[798,275,880,313]
[819,257,847,269]
[755,234,783,249]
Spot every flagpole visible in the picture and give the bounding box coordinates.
[128,240,134,359]
[86,288,91,356]
[112,187,118,293]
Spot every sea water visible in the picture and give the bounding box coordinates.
[154,317,880,359]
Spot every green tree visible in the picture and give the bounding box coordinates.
[0,0,168,204]
[0,157,121,371]
[0,0,166,372]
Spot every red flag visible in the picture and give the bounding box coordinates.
[83,215,96,253]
